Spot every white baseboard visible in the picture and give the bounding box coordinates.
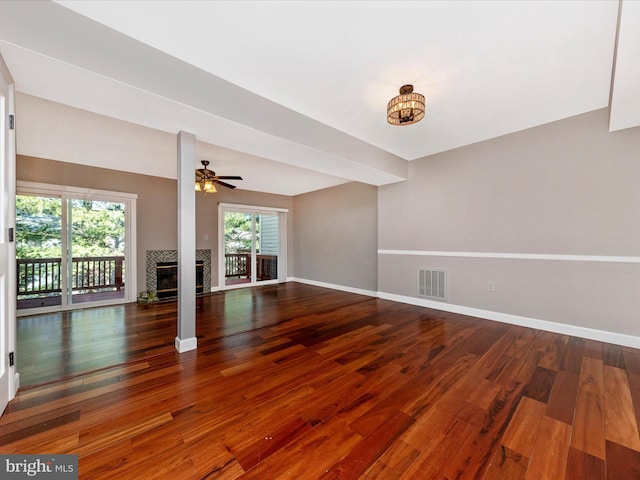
[377,291,640,349]
[214,277,640,349]
[175,336,197,353]
[11,372,20,401]
[288,277,377,297]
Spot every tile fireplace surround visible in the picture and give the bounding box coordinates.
[145,250,212,295]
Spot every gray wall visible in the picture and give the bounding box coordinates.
[378,108,640,340]
[15,93,295,294]
[17,155,176,296]
[16,91,640,344]
[293,182,378,292]
[17,155,293,294]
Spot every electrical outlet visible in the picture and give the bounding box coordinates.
[487,281,495,292]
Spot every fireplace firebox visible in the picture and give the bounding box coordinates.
[156,261,204,299]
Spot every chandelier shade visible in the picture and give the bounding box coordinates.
[387,84,425,126]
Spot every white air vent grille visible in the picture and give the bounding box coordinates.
[418,268,447,301]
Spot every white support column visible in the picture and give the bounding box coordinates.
[175,131,197,353]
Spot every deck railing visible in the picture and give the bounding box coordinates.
[17,256,125,297]
[225,253,278,280]
[225,253,250,279]
[18,253,276,298]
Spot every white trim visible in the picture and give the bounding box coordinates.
[377,291,640,349]
[278,212,287,281]
[16,297,130,317]
[219,204,287,291]
[218,202,288,213]
[17,180,138,200]
[0,66,17,411]
[126,201,137,303]
[290,277,377,297]
[224,279,281,290]
[218,204,225,292]
[175,336,197,353]
[378,249,640,264]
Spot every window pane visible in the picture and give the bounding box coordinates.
[16,195,63,309]
[70,199,126,304]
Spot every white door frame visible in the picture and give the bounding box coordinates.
[218,203,287,290]
[15,181,137,316]
[0,53,17,415]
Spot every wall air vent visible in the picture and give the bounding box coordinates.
[418,268,447,301]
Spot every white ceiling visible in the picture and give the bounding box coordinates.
[0,1,638,196]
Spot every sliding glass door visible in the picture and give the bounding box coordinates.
[255,212,279,283]
[223,211,253,286]
[16,182,136,313]
[219,204,286,289]
[16,195,63,309]
[69,199,126,304]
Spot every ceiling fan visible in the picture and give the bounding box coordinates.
[195,160,243,192]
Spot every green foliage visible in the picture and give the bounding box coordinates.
[70,199,125,257]
[16,195,125,259]
[224,212,253,253]
[16,196,62,258]
[223,212,265,253]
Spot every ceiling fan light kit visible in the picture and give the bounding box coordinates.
[387,84,425,126]
[195,180,216,193]
[195,160,242,193]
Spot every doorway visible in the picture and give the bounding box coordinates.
[218,203,286,289]
[0,52,16,415]
[16,182,137,314]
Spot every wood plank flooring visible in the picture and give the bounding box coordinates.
[3,282,640,479]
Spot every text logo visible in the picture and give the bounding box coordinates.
[0,455,78,479]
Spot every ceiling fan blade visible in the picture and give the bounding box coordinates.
[214,175,243,180]
[214,180,237,189]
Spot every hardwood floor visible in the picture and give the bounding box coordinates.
[3,282,640,479]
